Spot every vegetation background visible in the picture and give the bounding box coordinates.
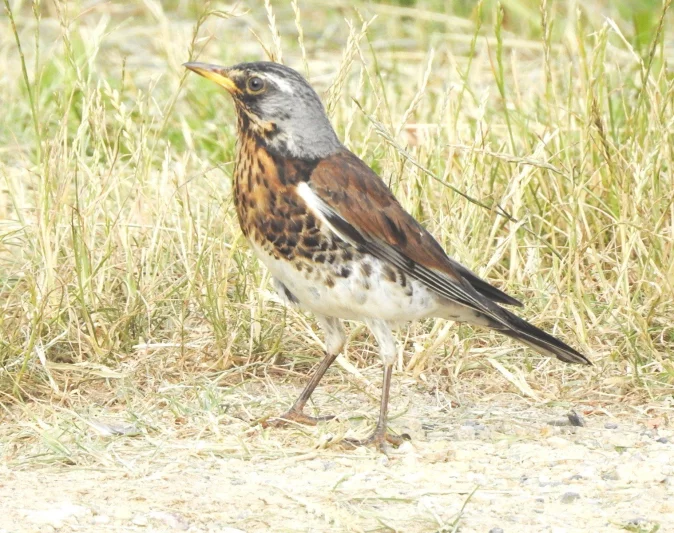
[2,0,674,531]
[1,0,674,511]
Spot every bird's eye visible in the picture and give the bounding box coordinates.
[247,76,266,94]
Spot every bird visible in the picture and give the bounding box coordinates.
[184,60,591,451]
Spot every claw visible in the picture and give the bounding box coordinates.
[342,428,408,451]
[261,408,335,428]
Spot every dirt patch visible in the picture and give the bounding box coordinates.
[1,380,672,532]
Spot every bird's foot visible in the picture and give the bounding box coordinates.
[261,408,335,428]
[342,429,408,452]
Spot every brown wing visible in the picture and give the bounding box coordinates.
[307,149,522,308]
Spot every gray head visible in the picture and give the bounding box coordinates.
[184,61,342,160]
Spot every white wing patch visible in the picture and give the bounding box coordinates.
[296,182,351,243]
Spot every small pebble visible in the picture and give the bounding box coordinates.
[656,437,668,444]
[489,528,504,533]
[560,491,580,503]
[605,422,618,429]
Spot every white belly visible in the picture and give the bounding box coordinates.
[250,242,443,323]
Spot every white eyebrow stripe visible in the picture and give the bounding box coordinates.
[264,73,296,94]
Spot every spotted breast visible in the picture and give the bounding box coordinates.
[234,132,446,323]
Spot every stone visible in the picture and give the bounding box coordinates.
[560,491,580,503]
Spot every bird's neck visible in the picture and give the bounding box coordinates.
[235,107,342,161]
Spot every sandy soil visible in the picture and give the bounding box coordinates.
[1,380,672,533]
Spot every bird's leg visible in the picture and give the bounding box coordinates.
[263,316,345,428]
[343,319,405,451]
[343,362,404,450]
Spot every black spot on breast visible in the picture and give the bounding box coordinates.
[287,218,303,233]
[337,266,351,278]
[399,271,407,288]
[383,265,397,283]
[278,245,292,257]
[298,247,313,259]
[271,218,284,234]
[303,235,320,249]
[305,213,316,229]
[325,275,335,288]
[314,253,326,263]
[341,249,353,262]
[276,157,287,185]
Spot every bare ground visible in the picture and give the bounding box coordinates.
[1,370,673,533]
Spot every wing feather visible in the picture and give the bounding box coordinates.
[299,150,590,366]
[303,150,522,309]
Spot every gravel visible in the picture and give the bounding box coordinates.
[1,389,672,532]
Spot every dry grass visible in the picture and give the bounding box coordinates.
[1,0,674,467]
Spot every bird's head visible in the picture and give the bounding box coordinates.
[184,61,342,160]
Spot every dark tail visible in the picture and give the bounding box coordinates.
[488,308,591,365]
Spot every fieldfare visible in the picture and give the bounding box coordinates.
[184,60,591,450]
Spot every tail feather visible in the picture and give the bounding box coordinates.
[488,309,591,365]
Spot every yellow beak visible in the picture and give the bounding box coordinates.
[183,62,240,94]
